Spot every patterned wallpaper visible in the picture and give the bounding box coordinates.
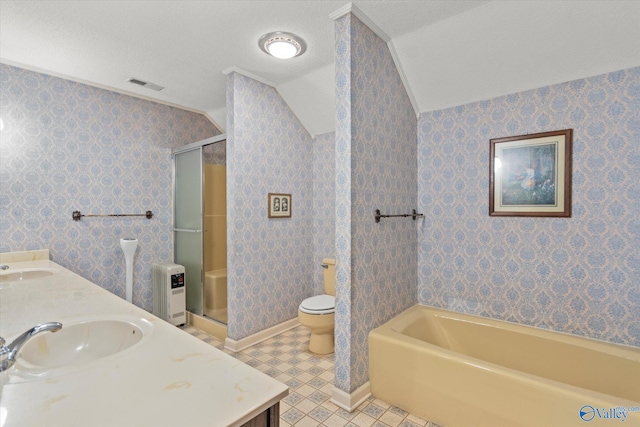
[418,67,640,348]
[203,140,226,165]
[334,12,354,395]
[334,13,418,394]
[226,72,314,340]
[313,131,335,294]
[0,64,219,311]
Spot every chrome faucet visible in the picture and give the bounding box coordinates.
[0,322,63,372]
[0,265,9,270]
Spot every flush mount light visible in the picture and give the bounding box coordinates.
[259,32,307,59]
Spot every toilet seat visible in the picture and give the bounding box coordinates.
[299,295,335,315]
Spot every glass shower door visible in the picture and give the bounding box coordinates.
[174,147,203,315]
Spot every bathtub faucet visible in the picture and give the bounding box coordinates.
[0,265,9,270]
[0,322,63,372]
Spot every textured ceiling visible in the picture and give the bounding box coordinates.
[1,1,639,136]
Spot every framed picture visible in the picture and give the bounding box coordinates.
[268,193,292,218]
[489,129,572,217]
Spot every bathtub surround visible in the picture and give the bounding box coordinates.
[418,67,640,347]
[333,9,418,401]
[0,64,219,311]
[225,71,314,341]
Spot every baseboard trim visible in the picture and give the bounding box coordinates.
[225,318,300,352]
[187,312,227,341]
[331,382,371,412]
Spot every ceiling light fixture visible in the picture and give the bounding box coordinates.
[259,32,306,59]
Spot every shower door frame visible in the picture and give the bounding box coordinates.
[173,133,226,318]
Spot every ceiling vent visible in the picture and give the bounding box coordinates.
[127,77,164,91]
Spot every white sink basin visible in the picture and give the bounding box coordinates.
[0,268,60,282]
[12,318,152,376]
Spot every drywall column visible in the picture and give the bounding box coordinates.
[225,71,314,341]
[333,10,418,403]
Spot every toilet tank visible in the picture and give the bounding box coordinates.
[322,258,336,296]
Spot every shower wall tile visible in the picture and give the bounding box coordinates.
[334,13,418,394]
[313,131,336,294]
[0,64,219,311]
[418,67,640,347]
[226,72,314,340]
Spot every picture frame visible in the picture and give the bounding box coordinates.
[489,129,572,217]
[268,193,292,218]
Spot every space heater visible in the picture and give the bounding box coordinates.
[152,263,186,326]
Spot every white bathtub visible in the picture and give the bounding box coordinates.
[369,305,640,427]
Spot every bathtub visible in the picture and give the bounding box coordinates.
[369,305,640,427]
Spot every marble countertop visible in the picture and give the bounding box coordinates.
[0,250,288,427]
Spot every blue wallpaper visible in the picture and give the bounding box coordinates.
[313,132,336,294]
[334,13,418,393]
[418,67,640,347]
[225,72,314,340]
[334,12,355,395]
[0,64,219,311]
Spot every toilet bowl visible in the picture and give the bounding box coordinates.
[298,258,336,354]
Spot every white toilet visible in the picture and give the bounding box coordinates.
[298,258,336,354]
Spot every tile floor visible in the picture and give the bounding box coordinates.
[182,324,443,427]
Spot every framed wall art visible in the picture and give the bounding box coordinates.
[489,129,572,217]
[268,193,291,218]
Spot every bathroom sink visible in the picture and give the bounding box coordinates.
[0,268,60,283]
[13,318,152,373]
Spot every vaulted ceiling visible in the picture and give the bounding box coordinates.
[2,1,639,136]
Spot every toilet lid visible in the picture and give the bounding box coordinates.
[300,295,335,314]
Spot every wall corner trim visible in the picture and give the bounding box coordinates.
[329,3,390,43]
[388,41,420,119]
[329,4,418,118]
[203,112,225,134]
[222,66,276,88]
[331,382,372,412]
[224,318,300,352]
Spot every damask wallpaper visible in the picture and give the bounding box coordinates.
[334,13,418,394]
[226,72,315,340]
[0,63,219,311]
[418,67,640,347]
[313,132,336,294]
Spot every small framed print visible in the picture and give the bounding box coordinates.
[490,129,572,217]
[268,193,291,218]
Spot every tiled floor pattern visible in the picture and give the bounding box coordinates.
[182,325,443,427]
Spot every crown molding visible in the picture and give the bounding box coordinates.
[330,3,419,118]
[388,41,420,119]
[0,58,217,121]
[222,66,275,88]
[330,2,390,43]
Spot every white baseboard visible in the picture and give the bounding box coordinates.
[331,382,371,412]
[225,318,300,352]
[187,312,227,341]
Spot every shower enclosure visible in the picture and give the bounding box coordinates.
[173,134,227,325]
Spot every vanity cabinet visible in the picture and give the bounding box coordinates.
[240,402,280,427]
[0,250,288,427]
